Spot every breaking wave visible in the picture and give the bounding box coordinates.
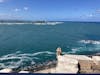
[0,51,55,69]
[62,40,100,54]
[66,46,100,54]
[79,40,100,44]
[66,47,82,54]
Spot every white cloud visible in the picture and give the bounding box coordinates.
[14,8,21,12]
[14,7,29,12]
[80,14,93,18]
[0,0,5,3]
[88,14,93,17]
[24,7,29,11]
[96,9,100,13]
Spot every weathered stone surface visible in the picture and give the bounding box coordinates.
[80,70,93,74]
[57,56,78,65]
[56,67,78,73]
[92,56,100,65]
[56,55,78,73]
[0,68,13,73]
[92,56,100,71]
[61,54,93,73]
[92,56,100,60]
[78,60,93,70]
[93,70,100,73]
[63,54,92,60]
[92,63,100,70]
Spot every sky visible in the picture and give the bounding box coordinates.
[0,0,100,21]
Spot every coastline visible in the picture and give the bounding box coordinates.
[0,48,100,74]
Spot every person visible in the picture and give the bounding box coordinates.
[56,47,62,56]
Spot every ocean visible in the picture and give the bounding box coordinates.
[0,21,100,69]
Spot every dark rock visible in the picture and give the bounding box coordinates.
[94,53,100,56]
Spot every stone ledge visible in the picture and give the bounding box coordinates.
[63,54,92,60]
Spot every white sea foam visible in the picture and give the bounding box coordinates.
[0,22,64,25]
[33,22,64,25]
[79,40,100,44]
[62,52,68,54]
[71,48,79,53]
[0,51,55,69]
[67,48,79,54]
[0,23,33,25]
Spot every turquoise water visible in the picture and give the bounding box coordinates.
[0,21,100,69]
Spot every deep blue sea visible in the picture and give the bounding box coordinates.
[0,21,100,69]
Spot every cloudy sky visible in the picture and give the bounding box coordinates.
[0,0,100,21]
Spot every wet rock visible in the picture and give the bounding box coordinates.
[94,53,100,56]
[30,60,57,72]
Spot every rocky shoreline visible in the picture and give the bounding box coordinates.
[17,60,57,73]
[0,48,100,74]
[0,60,57,73]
